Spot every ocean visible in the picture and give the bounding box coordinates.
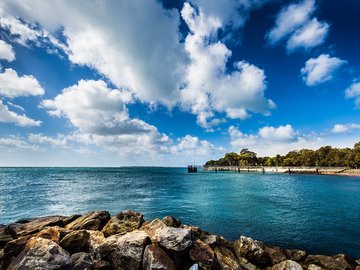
[0,167,359,258]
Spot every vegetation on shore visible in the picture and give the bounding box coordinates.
[205,142,360,168]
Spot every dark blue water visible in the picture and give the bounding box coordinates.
[0,167,359,258]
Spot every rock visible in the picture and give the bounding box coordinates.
[0,248,4,262]
[155,226,193,252]
[356,267,360,270]
[304,255,352,270]
[265,246,287,265]
[180,224,204,240]
[284,249,307,262]
[71,252,94,270]
[271,260,303,270]
[162,216,181,227]
[8,216,73,237]
[109,230,150,270]
[7,237,72,270]
[307,264,324,270]
[143,244,176,270]
[214,246,242,270]
[333,254,357,269]
[189,239,214,270]
[141,218,167,242]
[60,230,90,254]
[35,226,61,244]
[93,259,112,269]
[101,210,144,237]
[1,236,29,269]
[234,236,269,266]
[201,234,233,249]
[66,211,110,231]
[0,225,14,248]
[87,230,106,259]
[237,256,258,270]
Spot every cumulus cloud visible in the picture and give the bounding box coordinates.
[0,100,41,126]
[28,133,69,147]
[345,82,360,108]
[300,54,346,86]
[0,68,45,97]
[0,135,39,151]
[267,0,329,52]
[171,134,222,156]
[0,40,15,61]
[332,123,360,134]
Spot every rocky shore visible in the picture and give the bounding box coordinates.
[0,210,359,270]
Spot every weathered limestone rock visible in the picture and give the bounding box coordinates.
[98,234,124,259]
[109,230,150,270]
[234,236,269,266]
[237,256,259,270]
[333,254,357,269]
[1,236,29,269]
[93,259,112,269]
[65,211,110,231]
[201,234,233,249]
[0,248,4,263]
[180,224,205,240]
[265,246,287,265]
[141,219,167,242]
[71,252,94,270]
[143,244,176,270]
[60,230,90,254]
[304,255,352,270]
[9,216,73,237]
[0,225,14,248]
[307,264,324,270]
[271,260,303,270]
[101,210,144,237]
[35,226,61,244]
[162,216,181,227]
[87,230,106,259]
[155,226,193,252]
[284,249,307,262]
[7,237,72,270]
[189,239,214,270]
[214,246,242,270]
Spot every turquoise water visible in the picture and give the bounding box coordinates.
[0,167,359,258]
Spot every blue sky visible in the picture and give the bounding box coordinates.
[0,0,360,166]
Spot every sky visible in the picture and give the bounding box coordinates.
[0,0,360,166]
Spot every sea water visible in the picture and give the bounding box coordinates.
[0,167,359,258]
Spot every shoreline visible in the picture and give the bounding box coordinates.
[204,166,360,177]
[1,210,359,270]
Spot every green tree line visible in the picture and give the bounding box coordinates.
[205,142,360,168]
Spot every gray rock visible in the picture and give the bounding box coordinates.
[66,211,110,231]
[7,237,72,270]
[109,230,150,269]
[271,260,303,270]
[155,226,193,252]
[71,252,94,270]
[214,246,242,270]
[143,244,176,270]
[60,230,90,254]
[141,218,167,242]
[0,225,14,248]
[101,210,144,237]
[234,236,269,266]
[189,239,214,270]
[1,236,29,269]
[87,230,106,259]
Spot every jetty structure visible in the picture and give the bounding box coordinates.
[187,165,197,173]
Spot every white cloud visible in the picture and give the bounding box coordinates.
[287,18,329,51]
[28,133,69,147]
[267,0,315,44]
[180,3,274,128]
[332,123,360,134]
[258,124,297,141]
[300,54,346,86]
[345,82,360,108]
[0,135,39,151]
[0,40,15,61]
[0,68,45,97]
[171,134,222,156]
[0,99,41,126]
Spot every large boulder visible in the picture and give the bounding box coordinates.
[271,260,303,270]
[87,230,106,259]
[162,216,181,228]
[101,210,144,237]
[9,215,76,237]
[143,244,176,270]
[201,234,233,249]
[7,237,72,270]
[304,255,353,270]
[214,246,242,270]
[284,249,307,262]
[307,264,324,270]
[234,236,269,266]
[189,239,214,270]
[35,226,61,244]
[1,236,29,269]
[60,230,90,254]
[237,256,259,270]
[155,226,193,252]
[66,211,110,231]
[71,252,94,270]
[141,219,167,242]
[265,246,287,265]
[0,225,14,248]
[109,230,151,270]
